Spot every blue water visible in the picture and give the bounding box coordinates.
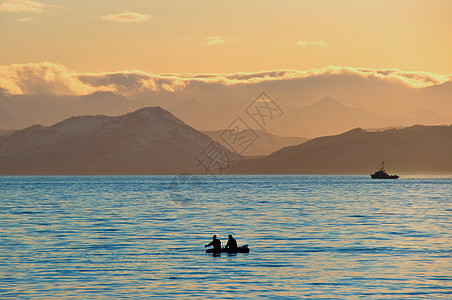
[0,175,451,299]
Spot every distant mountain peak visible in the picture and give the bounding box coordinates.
[315,95,343,107]
[90,90,116,95]
[343,127,366,135]
[118,106,182,127]
[84,90,123,98]
[132,106,165,114]
[321,95,338,102]
[300,95,348,113]
[127,106,170,119]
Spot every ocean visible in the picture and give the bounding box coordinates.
[0,175,450,299]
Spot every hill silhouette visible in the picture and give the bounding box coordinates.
[229,125,452,174]
[0,107,239,175]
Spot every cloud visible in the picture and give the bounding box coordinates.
[99,11,152,23]
[0,62,450,96]
[0,62,102,94]
[203,36,227,46]
[295,40,327,47]
[17,17,32,21]
[0,0,44,14]
[203,36,241,46]
[77,71,187,95]
[76,67,452,94]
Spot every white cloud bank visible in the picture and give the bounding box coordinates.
[0,62,450,95]
[0,0,43,14]
[0,62,99,94]
[99,11,152,23]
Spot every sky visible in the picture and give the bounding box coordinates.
[0,0,451,75]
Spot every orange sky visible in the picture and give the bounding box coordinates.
[0,0,451,74]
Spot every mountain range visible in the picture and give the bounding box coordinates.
[1,106,451,175]
[0,107,238,175]
[2,87,450,139]
[230,125,452,174]
[268,96,452,137]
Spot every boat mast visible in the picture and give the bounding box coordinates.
[380,161,385,172]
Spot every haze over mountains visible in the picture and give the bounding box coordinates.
[204,130,308,156]
[269,96,452,137]
[1,63,451,139]
[2,89,450,139]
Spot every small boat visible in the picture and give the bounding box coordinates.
[206,245,250,254]
[371,162,399,179]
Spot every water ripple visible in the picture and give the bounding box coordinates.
[0,175,451,299]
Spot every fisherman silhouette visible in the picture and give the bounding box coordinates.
[224,234,238,252]
[205,235,221,253]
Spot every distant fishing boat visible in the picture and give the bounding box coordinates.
[371,162,399,179]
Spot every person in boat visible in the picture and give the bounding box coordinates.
[205,235,221,252]
[224,234,238,252]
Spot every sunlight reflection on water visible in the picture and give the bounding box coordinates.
[0,175,450,299]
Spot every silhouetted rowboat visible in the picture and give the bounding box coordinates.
[206,245,250,253]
